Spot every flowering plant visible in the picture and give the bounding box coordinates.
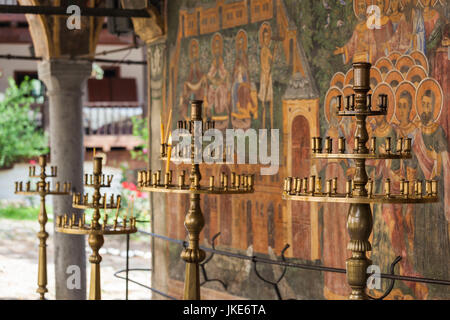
[120,181,150,224]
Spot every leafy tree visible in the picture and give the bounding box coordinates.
[0,77,48,167]
[130,115,148,162]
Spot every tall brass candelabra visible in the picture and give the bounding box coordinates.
[139,100,255,300]
[283,62,438,300]
[14,155,71,300]
[55,156,137,300]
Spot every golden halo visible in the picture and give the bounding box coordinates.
[235,29,248,53]
[324,87,344,125]
[188,38,200,61]
[415,78,443,123]
[375,57,394,79]
[394,81,417,124]
[344,68,354,87]
[370,67,383,90]
[406,65,428,87]
[211,32,224,55]
[330,72,345,89]
[410,50,429,74]
[373,83,395,123]
[385,69,404,89]
[387,51,402,65]
[395,55,415,75]
[259,22,272,46]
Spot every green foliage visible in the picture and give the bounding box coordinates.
[0,205,51,221]
[285,0,356,101]
[130,116,148,162]
[0,77,48,167]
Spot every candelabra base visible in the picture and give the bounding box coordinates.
[184,262,201,300]
[88,232,104,300]
[346,203,373,300]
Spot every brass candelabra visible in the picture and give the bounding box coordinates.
[55,156,137,300]
[139,100,255,300]
[14,155,72,300]
[283,62,438,300]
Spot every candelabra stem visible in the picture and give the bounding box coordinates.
[181,192,206,299]
[37,194,48,300]
[346,203,373,300]
[88,232,104,300]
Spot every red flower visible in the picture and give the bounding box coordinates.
[121,181,137,191]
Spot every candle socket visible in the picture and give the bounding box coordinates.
[397,138,403,153]
[325,137,332,153]
[299,178,305,194]
[431,180,438,196]
[295,178,301,194]
[316,177,322,194]
[287,177,293,194]
[311,137,317,153]
[165,172,170,188]
[309,176,316,195]
[345,95,351,111]
[209,176,215,190]
[346,180,352,197]
[370,137,376,154]
[404,181,410,197]
[385,137,391,153]
[338,137,345,154]
[224,174,229,190]
[326,180,332,195]
[385,179,391,197]
[316,137,323,153]
[404,138,412,153]
[332,178,338,194]
[367,180,373,197]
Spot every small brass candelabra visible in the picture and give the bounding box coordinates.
[139,100,255,300]
[14,155,71,300]
[283,62,438,300]
[55,156,137,300]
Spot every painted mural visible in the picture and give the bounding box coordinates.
[156,0,449,299]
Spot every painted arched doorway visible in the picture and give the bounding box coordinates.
[291,115,311,259]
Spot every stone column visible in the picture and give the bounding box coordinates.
[38,59,92,300]
[147,42,169,299]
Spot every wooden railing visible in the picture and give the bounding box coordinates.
[83,101,144,152]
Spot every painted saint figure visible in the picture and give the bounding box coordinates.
[207,33,230,130]
[387,0,414,53]
[411,81,450,285]
[231,30,258,129]
[181,39,206,120]
[258,23,274,129]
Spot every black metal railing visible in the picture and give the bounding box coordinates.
[114,224,450,300]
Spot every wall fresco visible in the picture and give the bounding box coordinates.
[155,0,449,299]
